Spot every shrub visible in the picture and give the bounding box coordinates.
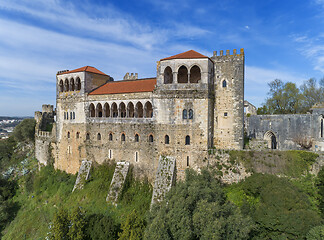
[86,214,120,240]
[12,119,36,142]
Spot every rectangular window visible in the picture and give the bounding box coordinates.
[224,112,228,117]
[186,156,189,167]
[135,152,138,162]
[109,149,112,159]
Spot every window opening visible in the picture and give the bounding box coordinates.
[135,134,139,142]
[67,131,70,138]
[222,80,227,88]
[135,152,139,162]
[109,133,113,141]
[86,133,90,140]
[187,156,189,167]
[97,133,101,140]
[183,109,187,119]
[121,133,126,142]
[185,135,190,145]
[188,109,193,119]
[165,135,170,144]
[149,134,154,142]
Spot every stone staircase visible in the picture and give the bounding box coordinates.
[72,160,92,192]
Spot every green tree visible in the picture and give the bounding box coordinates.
[12,118,36,142]
[68,207,86,240]
[306,225,324,240]
[317,166,324,218]
[228,173,322,240]
[86,214,120,240]
[119,210,146,240]
[145,169,254,240]
[50,208,69,240]
[300,78,324,113]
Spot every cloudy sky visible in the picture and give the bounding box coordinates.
[0,0,324,116]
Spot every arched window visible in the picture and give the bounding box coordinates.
[64,79,69,91]
[112,102,118,117]
[119,102,126,118]
[187,156,189,167]
[135,134,139,142]
[149,134,154,143]
[73,112,75,119]
[144,101,153,118]
[97,133,101,140]
[64,112,66,120]
[164,66,173,84]
[70,112,72,119]
[70,78,75,91]
[104,103,110,117]
[59,80,64,92]
[96,103,103,117]
[127,102,135,118]
[190,65,201,83]
[76,132,80,139]
[222,80,227,88]
[178,66,188,83]
[165,135,169,144]
[66,112,69,120]
[86,133,90,140]
[109,133,113,141]
[76,77,81,91]
[121,133,126,142]
[89,103,95,117]
[135,102,143,118]
[188,109,193,119]
[185,135,190,145]
[183,109,187,119]
[67,131,70,138]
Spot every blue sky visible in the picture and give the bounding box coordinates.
[0,0,324,116]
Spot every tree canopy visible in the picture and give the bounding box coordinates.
[257,77,324,114]
[145,169,255,240]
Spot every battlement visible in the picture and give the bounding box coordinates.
[123,72,138,80]
[36,130,51,138]
[212,48,244,58]
[42,104,54,113]
[57,69,69,75]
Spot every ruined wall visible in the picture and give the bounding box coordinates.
[211,49,244,150]
[247,114,321,150]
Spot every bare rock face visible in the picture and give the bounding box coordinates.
[106,161,130,205]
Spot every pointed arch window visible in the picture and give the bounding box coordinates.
[185,135,190,145]
[149,134,154,143]
[222,80,227,88]
[109,133,113,141]
[188,109,193,119]
[121,133,126,142]
[135,134,139,142]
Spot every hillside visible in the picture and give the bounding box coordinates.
[0,119,324,239]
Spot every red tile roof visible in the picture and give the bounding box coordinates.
[160,50,208,61]
[89,78,157,95]
[57,66,108,76]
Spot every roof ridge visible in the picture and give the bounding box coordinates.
[160,50,208,61]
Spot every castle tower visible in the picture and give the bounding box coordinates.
[211,49,244,149]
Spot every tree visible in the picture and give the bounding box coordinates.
[306,225,324,240]
[228,173,322,240]
[68,207,86,240]
[50,208,69,240]
[317,166,324,218]
[12,119,36,142]
[119,210,146,240]
[300,78,324,113]
[86,214,120,240]
[145,169,254,240]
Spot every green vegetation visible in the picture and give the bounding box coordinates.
[257,78,324,114]
[226,173,322,240]
[145,169,255,240]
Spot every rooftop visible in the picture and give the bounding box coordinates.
[89,78,157,95]
[160,50,208,61]
[57,66,108,76]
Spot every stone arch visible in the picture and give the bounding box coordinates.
[127,102,135,118]
[135,133,139,142]
[111,102,118,117]
[177,65,188,83]
[144,101,153,118]
[148,134,154,143]
[59,80,64,92]
[64,79,69,91]
[119,102,126,118]
[104,103,110,117]
[135,102,143,118]
[222,80,227,88]
[190,65,201,83]
[164,66,173,84]
[96,103,103,117]
[264,131,277,149]
[165,135,169,144]
[121,133,126,142]
[185,135,190,145]
[70,78,75,91]
[89,103,95,117]
[76,77,81,91]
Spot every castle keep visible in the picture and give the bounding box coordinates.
[35,49,245,181]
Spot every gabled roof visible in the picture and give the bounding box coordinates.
[89,78,157,95]
[160,50,208,61]
[57,66,108,76]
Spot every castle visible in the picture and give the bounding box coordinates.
[35,49,245,181]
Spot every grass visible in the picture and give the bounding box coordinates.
[2,162,152,239]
